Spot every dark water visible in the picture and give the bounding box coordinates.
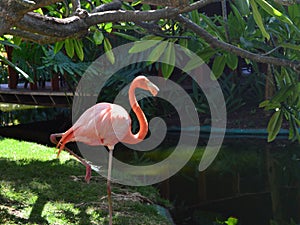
[151,140,300,225]
[0,104,71,145]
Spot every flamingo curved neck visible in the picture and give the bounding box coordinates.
[123,80,148,144]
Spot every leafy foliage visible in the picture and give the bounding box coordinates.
[216,216,239,225]
[40,47,90,88]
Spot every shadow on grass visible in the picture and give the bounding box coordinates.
[0,158,107,224]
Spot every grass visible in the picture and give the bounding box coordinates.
[0,138,171,225]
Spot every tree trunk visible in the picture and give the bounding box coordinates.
[51,73,60,91]
[4,45,19,89]
[30,75,37,90]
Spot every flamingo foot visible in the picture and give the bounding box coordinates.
[56,148,62,158]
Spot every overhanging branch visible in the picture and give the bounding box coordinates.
[2,0,222,41]
[5,0,221,40]
[176,15,300,72]
[14,8,179,40]
[8,28,65,44]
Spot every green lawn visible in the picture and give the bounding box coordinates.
[0,138,171,225]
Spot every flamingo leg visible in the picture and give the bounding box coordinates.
[50,133,92,183]
[107,148,113,225]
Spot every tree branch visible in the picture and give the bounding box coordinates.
[8,28,65,44]
[176,15,300,72]
[14,8,179,40]
[91,0,123,13]
[16,12,87,38]
[2,0,220,40]
[0,0,62,35]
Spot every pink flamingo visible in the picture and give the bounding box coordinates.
[50,75,159,225]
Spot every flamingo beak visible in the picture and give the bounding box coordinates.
[147,81,159,96]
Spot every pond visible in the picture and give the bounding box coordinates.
[0,103,69,126]
[113,132,300,225]
[158,140,300,225]
[0,103,70,145]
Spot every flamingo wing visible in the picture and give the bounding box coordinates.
[59,103,131,148]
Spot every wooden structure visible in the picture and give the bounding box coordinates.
[0,82,73,107]
[1,45,73,107]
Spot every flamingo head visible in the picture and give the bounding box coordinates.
[136,76,159,96]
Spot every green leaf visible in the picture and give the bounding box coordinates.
[255,0,293,25]
[280,43,300,51]
[226,53,238,70]
[233,0,250,16]
[230,3,247,30]
[141,4,151,10]
[249,0,270,40]
[161,63,174,79]
[93,30,104,45]
[104,22,113,33]
[64,38,74,58]
[183,56,204,72]
[190,10,200,25]
[102,0,111,3]
[211,55,226,79]
[295,117,300,127]
[129,38,163,54]
[0,40,21,49]
[12,36,22,46]
[141,35,164,41]
[34,8,44,15]
[147,41,168,64]
[131,0,141,6]
[179,38,188,48]
[161,42,175,79]
[74,39,84,61]
[200,14,225,40]
[54,41,64,54]
[225,217,238,225]
[288,115,295,140]
[104,37,115,64]
[113,32,139,41]
[0,55,33,82]
[288,4,300,20]
[198,47,217,62]
[267,110,283,142]
[259,100,270,108]
[271,84,295,103]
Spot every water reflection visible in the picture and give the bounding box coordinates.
[121,139,300,225]
[0,103,69,126]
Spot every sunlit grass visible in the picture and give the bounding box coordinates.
[0,138,70,162]
[0,138,171,225]
[0,103,41,112]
